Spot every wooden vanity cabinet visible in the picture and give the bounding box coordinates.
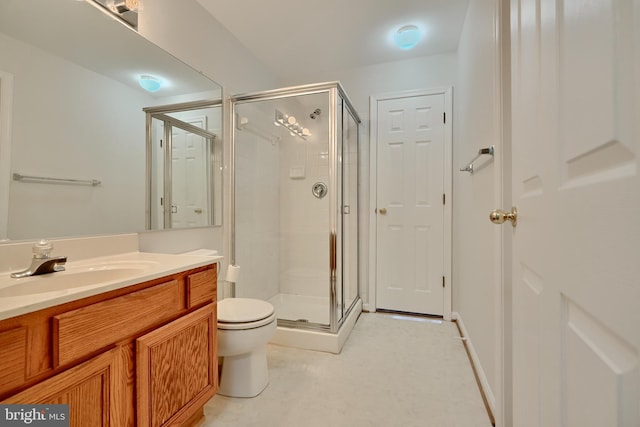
[4,347,122,426]
[137,304,217,427]
[0,264,217,427]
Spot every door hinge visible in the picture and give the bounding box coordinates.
[443,193,445,205]
[443,112,446,124]
[160,139,163,148]
[442,276,445,288]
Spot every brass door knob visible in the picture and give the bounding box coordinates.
[490,207,517,227]
[379,208,387,215]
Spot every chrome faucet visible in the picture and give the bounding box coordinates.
[10,240,67,278]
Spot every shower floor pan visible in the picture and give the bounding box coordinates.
[268,293,329,324]
[267,293,362,354]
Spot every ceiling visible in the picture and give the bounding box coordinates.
[195,0,470,82]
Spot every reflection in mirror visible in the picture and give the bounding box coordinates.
[0,0,223,242]
[90,0,140,30]
[145,101,223,230]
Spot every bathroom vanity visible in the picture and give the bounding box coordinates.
[0,251,219,427]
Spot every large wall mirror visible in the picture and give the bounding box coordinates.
[0,0,223,242]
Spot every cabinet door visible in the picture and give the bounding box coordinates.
[0,327,27,393]
[2,347,123,427]
[137,303,217,427]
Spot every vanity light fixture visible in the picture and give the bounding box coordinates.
[394,25,421,50]
[274,109,310,140]
[106,0,139,14]
[138,75,162,92]
[89,0,140,29]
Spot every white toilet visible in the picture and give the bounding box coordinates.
[217,297,277,397]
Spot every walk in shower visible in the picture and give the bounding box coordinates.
[231,82,361,353]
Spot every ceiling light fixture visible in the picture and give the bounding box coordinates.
[138,75,162,92]
[394,25,421,50]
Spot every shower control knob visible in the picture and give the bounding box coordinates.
[379,208,387,215]
[312,182,328,199]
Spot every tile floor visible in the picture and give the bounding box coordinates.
[201,312,493,427]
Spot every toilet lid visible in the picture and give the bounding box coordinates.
[218,298,275,323]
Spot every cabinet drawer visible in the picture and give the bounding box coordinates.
[0,327,27,391]
[187,267,217,308]
[53,280,183,367]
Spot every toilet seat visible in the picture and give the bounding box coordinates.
[218,298,276,330]
[218,313,276,330]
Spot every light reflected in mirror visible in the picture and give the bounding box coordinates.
[0,0,223,242]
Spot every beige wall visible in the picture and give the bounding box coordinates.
[138,0,280,94]
[135,0,280,266]
[453,0,502,418]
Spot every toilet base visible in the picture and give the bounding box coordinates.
[218,347,269,398]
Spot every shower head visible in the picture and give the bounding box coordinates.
[309,108,322,119]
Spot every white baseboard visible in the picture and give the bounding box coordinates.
[452,311,496,417]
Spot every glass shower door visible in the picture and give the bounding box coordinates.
[233,91,333,328]
[342,101,359,320]
[231,83,360,336]
[335,97,359,327]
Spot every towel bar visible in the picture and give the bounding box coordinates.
[460,146,494,174]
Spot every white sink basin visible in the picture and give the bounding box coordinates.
[0,260,160,297]
[0,268,144,297]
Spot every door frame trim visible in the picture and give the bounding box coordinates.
[0,71,14,239]
[368,87,453,320]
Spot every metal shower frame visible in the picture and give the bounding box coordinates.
[229,82,361,333]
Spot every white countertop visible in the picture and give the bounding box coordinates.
[0,251,223,321]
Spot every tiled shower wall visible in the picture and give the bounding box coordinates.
[235,95,331,301]
[278,128,330,299]
[234,129,280,300]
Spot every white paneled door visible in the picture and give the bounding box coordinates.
[375,91,450,316]
[171,118,209,229]
[510,0,640,425]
